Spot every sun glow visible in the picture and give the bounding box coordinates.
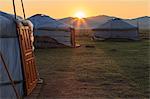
[75,11,86,19]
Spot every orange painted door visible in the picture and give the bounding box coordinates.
[18,26,38,95]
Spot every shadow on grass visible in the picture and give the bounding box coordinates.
[34,37,149,98]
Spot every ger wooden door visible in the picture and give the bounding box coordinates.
[18,26,38,95]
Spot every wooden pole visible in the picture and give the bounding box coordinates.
[20,0,26,19]
[12,0,17,19]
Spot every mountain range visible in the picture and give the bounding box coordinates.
[58,15,150,30]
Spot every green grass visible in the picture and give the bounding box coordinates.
[35,37,149,98]
[95,40,149,92]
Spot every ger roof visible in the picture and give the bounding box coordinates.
[94,18,137,30]
[0,11,20,37]
[28,14,72,30]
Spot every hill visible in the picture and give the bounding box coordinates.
[58,15,150,30]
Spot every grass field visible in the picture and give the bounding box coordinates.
[35,37,149,98]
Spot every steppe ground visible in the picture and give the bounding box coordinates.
[27,37,149,98]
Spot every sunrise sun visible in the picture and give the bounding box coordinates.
[75,11,86,19]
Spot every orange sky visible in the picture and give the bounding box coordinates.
[0,0,150,19]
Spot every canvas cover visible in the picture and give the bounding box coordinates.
[93,18,139,40]
[28,14,73,47]
[0,11,18,37]
[0,11,23,98]
[29,14,71,30]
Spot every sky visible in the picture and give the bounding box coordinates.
[0,0,150,19]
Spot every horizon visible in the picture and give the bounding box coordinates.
[0,0,150,19]
[57,14,150,20]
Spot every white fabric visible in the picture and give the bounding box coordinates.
[28,14,73,47]
[94,18,138,30]
[35,30,71,46]
[93,18,139,40]
[0,11,32,98]
[0,13,17,37]
[93,30,139,40]
[29,14,71,29]
[0,38,23,98]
